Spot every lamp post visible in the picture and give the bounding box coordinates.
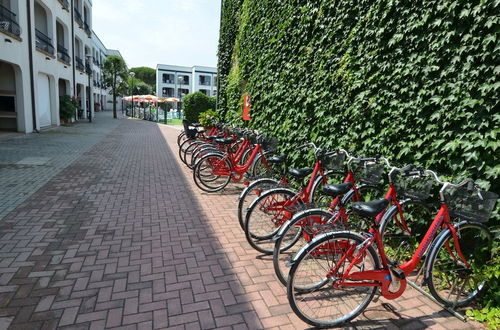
[85,54,92,122]
[178,76,184,120]
[130,72,135,117]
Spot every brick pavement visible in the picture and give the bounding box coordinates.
[0,113,482,329]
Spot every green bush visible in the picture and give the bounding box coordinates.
[59,95,77,121]
[199,109,219,127]
[183,92,216,122]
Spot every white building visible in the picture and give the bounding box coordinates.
[0,0,124,133]
[156,64,217,102]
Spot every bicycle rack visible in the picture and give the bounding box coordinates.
[407,266,467,322]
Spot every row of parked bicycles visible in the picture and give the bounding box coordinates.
[177,120,498,328]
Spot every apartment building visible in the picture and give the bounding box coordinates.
[156,64,217,101]
[0,0,124,133]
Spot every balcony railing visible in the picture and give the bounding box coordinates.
[163,80,174,84]
[84,22,91,37]
[57,44,70,63]
[58,0,69,10]
[74,9,83,27]
[179,80,189,85]
[35,29,54,55]
[85,60,92,74]
[199,81,211,86]
[75,56,85,72]
[0,4,21,37]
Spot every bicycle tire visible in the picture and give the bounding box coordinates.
[237,178,280,230]
[177,131,186,147]
[193,153,232,192]
[244,188,299,254]
[378,199,433,266]
[425,221,492,307]
[189,145,220,169]
[178,139,199,164]
[273,184,383,287]
[287,231,380,328]
[182,141,208,166]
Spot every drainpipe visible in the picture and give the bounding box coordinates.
[26,0,39,133]
[71,0,76,120]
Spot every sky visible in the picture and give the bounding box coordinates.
[92,0,221,69]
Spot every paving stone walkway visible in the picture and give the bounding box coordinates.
[0,113,482,329]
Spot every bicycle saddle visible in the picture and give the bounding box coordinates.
[215,138,234,145]
[288,168,313,178]
[322,183,353,197]
[268,155,286,164]
[206,134,224,141]
[351,199,388,218]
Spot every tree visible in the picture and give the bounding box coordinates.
[103,55,128,119]
[130,67,156,92]
[128,77,152,95]
[183,92,216,122]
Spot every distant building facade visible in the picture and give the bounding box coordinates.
[0,0,125,133]
[156,64,217,101]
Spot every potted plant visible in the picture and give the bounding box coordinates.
[59,95,77,125]
[199,109,219,129]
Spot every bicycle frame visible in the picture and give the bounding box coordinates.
[336,201,468,300]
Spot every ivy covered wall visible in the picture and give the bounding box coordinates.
[217,0,499,196]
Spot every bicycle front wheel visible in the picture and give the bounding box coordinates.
[244,188,298,254]
[287,231,380,328]
[193,153,231,192]
[425,221,492,307]
[237,178,280,230]
[273,209,336,287]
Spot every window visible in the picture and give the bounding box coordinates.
[178,75,189,85]
[199,89,210,95]
[199,75,211,86]
[178,88,189,98]
[162,87,174,97]
[162,74,174,84]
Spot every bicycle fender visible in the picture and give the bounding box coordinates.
[289,230,367,266]
[238,178,279,201]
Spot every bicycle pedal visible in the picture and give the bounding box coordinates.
[390,267,405,280]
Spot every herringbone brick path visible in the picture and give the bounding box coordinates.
[0,114,482,329]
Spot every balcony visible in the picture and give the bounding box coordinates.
[74,9,83,27]
[58,0,69,10]
[85,60,92,74]
[35,29,54,55]
[0,4,21,37]
[75,56,85,72]
[84,22,91,37]
[57,44,70,64]
[163,80,174,84]
[93,80,97,87]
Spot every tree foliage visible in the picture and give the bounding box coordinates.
[128,77,152,95]
[103,55,128,118]
[183,92,216,122]
[130,67,156,92]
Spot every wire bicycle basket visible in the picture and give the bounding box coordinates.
[322,152,346,171]
[393,172,434,200]
[445,187,498,223]
[350,159,385,185]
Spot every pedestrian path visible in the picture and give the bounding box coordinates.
[0,113,482,329]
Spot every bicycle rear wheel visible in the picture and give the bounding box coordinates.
[287,231,380,328]
[193,153,231,192]
[425,221,492,307]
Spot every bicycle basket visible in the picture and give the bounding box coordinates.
[393,173,434,200]
[323,152,346,171]
[350,159,385,185]
[261,136,278,151]
[445,187,498,223]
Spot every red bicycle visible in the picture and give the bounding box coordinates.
[243,143,348,254]
[192,133,276,192]
[287,170,496,328]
